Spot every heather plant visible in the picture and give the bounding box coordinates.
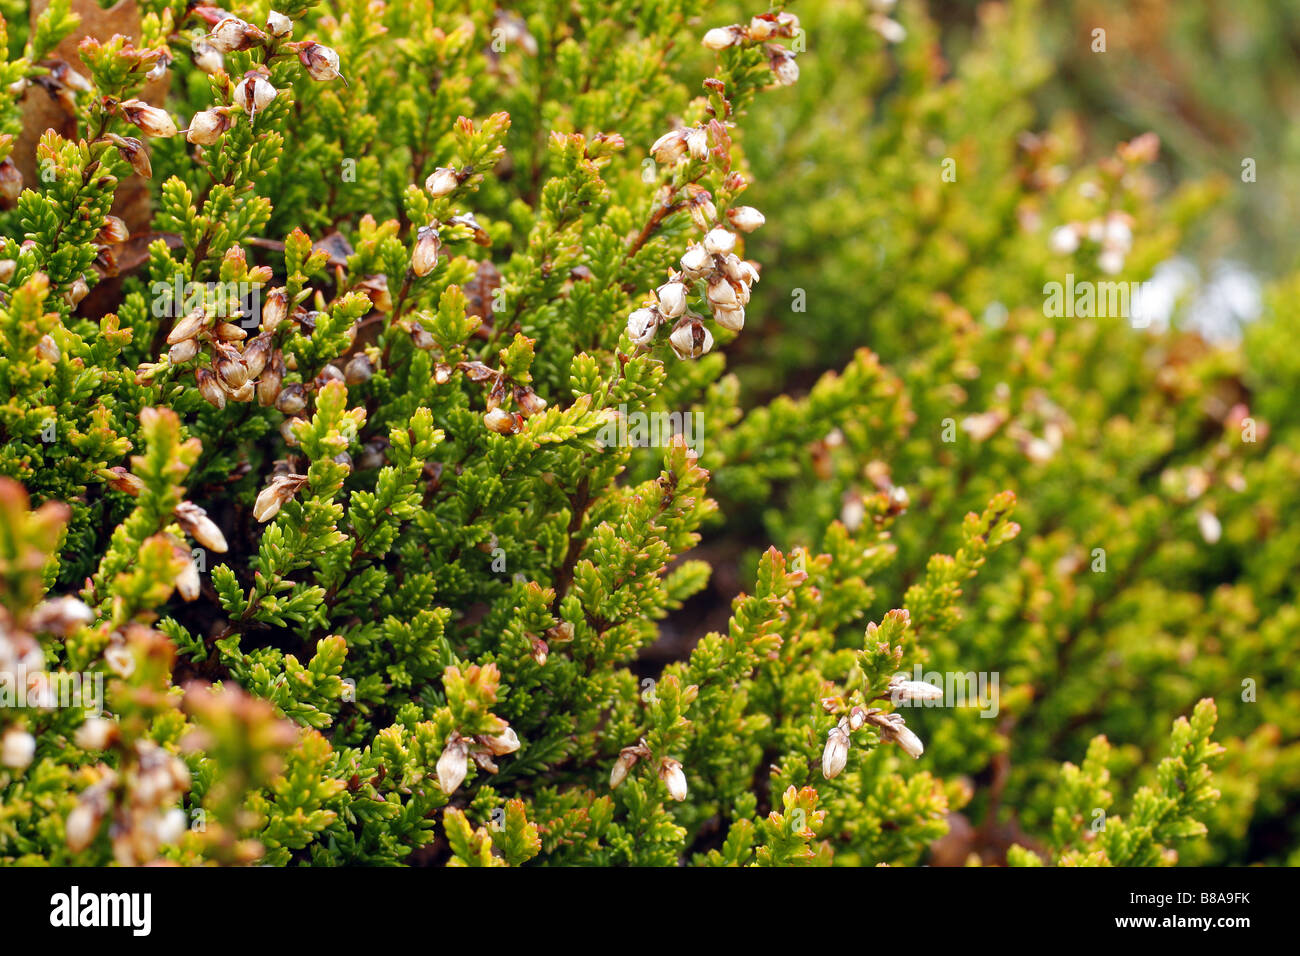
[0,0,1247,869]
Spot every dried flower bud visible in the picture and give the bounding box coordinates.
[703,227,736,256]
[481,728,520,756]
[253,474,305,523]
[258,352,285,406]
[657,281,688,318]
[0,259,16,283]
[119,99,178,138]
[515,388,548,417]
[712,305,744,332]
[822,726,850,779]
[659,758,688,801]
[299,42,343,82]
[727,205,765,232]
[411,225,441,277]
[175,555,201,600]
[650,129,688,164]
[0,159,21,208]
[721,255,759,286]
[175,502,229,553]
[344,354,374,384]
[669,318,713,359]
[610,750,637,789]
[193,41,224,74]
[29,595,95,636]
[214,344,249,389]
[686,126,709,161]
[108,134,152,178]
[280,417,304,446]
[749,16,774,41]
[770,51,799,86]
[209,17,265,53]
[702,26,740,50]
[242,333,272,380]
[75,717,118,751]
[878,713,925,758]
[484,407,515,434]
[68,277,89,307]
[627,307,659,346]
[36,334,60,363]
[275,382,307,415]
[104,467,144,496]
[437,736,469,794]
[196,367,227,409]
[186,108,232,145]
[680,244,711,277]
[233,73,277,118]
[266,10,293,37]
[706,274,739,309]
[425,167,459,197]
[889,677,944,703]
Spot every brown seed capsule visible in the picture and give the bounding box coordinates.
[515,388,547,417]
[262,288,288,331]
[214,345,249,389]
[67,277,90,307]
[258,352,285,406]
[484,407,514,434]
[108,135,152,178]
[213,322,246,342]
[318,364,345,386]
[275,382,307,415]
[411,225,441,277]
[168,338,198,364]
[119,98,178,138]
[344,354,373,384]
[167,309,206,345]
[98,215,129,244]
[196,368,227,409]
[280,417,304,446]
[241,333,272,380]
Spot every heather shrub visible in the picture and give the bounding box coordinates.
[0,0,1263,867]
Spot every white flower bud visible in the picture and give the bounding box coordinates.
[233,74,277,118]
[2,728,35,768]
[186,108,231,146]
[706,275,738,309]
[425,167,459,197]
[822,726,850,779]
[650,129,688,164]
[266,11,293,37]
[712,306,745,332]
[656,281,688,318]
[870,14,907,44]
[627,308,659,345]
[659,758,688,801]
[1198,508,1222,545]
[771,52,799,86]
[680,244,711,276]
[686,126,709,161]
[437,737,469,794]
[702,27,738,51]
[75,718,117,751]
[174,502,229,553]
[669,319,713,360]
[726,206,765,232]
[156,808,187,844]
[1098,248,1125,275]
[299,42,342,82]
[703,227,736,256]
[1048,225,1079,255]
[65,803,99,851]
[889,677,944,703]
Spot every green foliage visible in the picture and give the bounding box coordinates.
[0,0,1271,868]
